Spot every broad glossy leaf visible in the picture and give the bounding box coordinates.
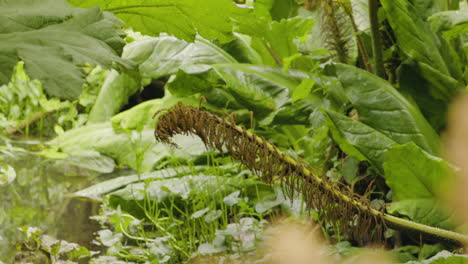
[323,110,396,173]
[334,63,439,154]
[0,1,127,99]
[171,63,312,121]
[213,64,307,119]
[122,35,237,79]
[67,0,256,43]
[387,198,455,230]
[383,142,452,200]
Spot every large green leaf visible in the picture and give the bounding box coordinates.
[397,61,448,131]
[67,0,256,43]
[52,123,207,171]
[383,142,452,201]
[212,64,308,120]
[380,0,459,77]
[167,63,312,121]
[381,0,465,108]
[387,198,455,230]
[334,63,439,154]
[0,0,128,99]
[322,110,397,173]
[122,35,237,79]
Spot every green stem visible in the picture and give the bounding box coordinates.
[368,0,386,78]
[449,0,459,10]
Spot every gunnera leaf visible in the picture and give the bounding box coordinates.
[67,0,257,43]
[0,0,129,100]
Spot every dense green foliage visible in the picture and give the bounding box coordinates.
[1,0,468,263]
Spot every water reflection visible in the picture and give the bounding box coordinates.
[0,140,119,263]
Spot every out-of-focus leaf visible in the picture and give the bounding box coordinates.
[223,191,241,206]
[410,0,445,19]
[351,0,370,31]
[419,244,447,261]
[291,79,315,102]
[387,199,455,230]
[341,156,360,184]
[0,165,16,185]
[429,10,468,36]
[204,209,223,223]
[0,0,128,99]
[334,63,439,154]
[405,250,468,264]
[67,0,256,43]
[323,110,397,173]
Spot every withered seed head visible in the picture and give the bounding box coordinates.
[154,103,383,243]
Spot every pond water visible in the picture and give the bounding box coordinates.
[0,139,128,263]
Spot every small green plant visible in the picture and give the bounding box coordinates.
[16,226,93,263]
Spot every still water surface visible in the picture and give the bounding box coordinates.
[0,139,126,263]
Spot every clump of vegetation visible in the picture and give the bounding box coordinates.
[1,0,468,263]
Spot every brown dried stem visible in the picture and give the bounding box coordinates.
[154,103,468,247]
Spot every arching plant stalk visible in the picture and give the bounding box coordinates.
[153,103,468,246]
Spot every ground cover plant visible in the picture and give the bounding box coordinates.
[1,0,468,263]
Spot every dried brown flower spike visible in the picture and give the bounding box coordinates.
[154,103,468,247]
